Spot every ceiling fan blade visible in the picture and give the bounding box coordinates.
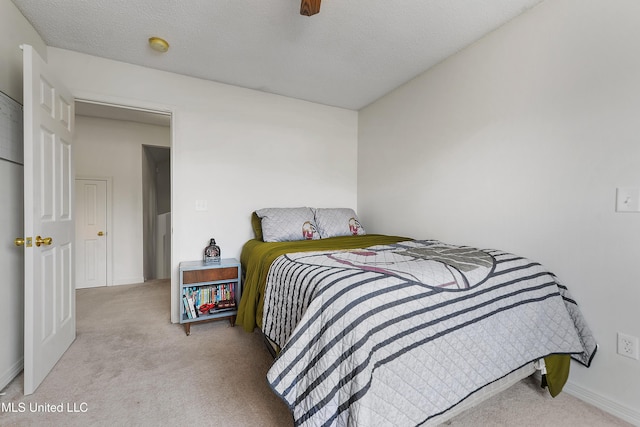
[300,0,321,16]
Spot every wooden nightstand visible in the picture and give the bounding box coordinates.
[179,258,241,336]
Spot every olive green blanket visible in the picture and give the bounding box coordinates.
[544,354,571,397]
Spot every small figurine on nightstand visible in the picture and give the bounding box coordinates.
[203,238,221,263]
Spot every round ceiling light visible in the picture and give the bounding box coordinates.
[148,37,169,53]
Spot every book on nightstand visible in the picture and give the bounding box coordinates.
[209,299,236,314]
[182,296,192,319]
[187,296,198,318]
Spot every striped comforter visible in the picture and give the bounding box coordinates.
[263,240,596,426]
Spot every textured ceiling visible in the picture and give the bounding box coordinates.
[12,0,543,110]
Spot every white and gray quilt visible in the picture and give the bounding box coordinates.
[263,240,596,426]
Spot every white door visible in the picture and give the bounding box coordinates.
[22,44,76,395]
[75,179,107,288]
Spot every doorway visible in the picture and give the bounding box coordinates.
[143,145,171,281]
[74,100,171,288]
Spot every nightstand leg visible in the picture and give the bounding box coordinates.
[185,323,191,336]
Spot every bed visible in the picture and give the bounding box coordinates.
[236,208,597,426]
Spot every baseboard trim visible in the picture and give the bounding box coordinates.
[0,358,23,391]
[112,277,146,286]
[564,380,640,426]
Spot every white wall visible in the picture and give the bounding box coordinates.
[358,0,640,422]
[75,116,170,285]
[0,0,48,391]
[0,0,47,103]
[47,48,359,322]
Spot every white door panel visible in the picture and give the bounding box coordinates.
[23,44,75,395]
[76,179,107,288]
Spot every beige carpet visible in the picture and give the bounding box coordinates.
[0,280,631,426]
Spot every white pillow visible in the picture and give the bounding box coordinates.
[255,207,320,242]
[314,208,366,238]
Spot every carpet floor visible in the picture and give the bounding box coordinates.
[0,280,631,426]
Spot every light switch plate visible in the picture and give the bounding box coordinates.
[616,187,640,212]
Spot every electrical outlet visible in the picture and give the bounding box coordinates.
[617,332,639,360]
[195,199,208,212]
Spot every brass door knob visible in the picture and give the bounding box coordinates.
[14,237,25,246]
[35,235,53,247]
[97,231,104,236]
